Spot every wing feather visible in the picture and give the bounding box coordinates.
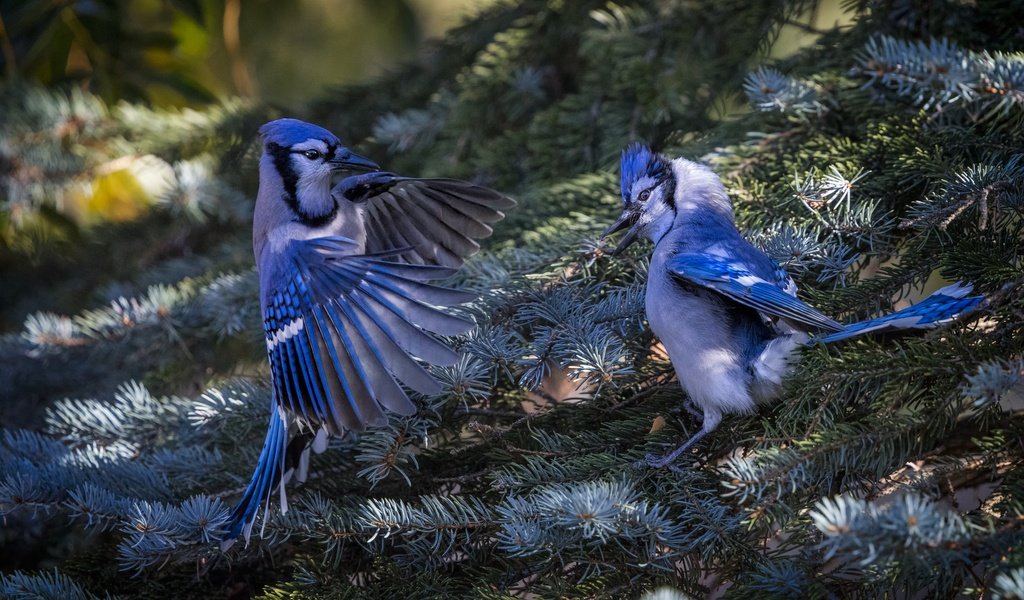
[667,253,844,332]
[416,184,498,236]
[334,174,515,267]
[363,207,423,265]
[331,298,417,415]
[392,187,482,260]
[260,235,471,434]
[347,283,463,365]
[345,295,444,396]
[229,175,504,542]
[322,302,385,428]
[307,306,352,433]
[294,321,336,430]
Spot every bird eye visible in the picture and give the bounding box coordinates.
[303,150,321,160]
[638,189,651,202]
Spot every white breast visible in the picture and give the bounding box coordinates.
[645,244,758,422]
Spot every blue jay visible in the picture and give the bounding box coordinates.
[226,119,514,543]
[603,144,983,468]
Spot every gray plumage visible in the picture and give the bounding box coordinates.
[227,118,514,543]
[606,144,982,467]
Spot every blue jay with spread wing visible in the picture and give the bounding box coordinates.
[226,119,514,543]
[603,144,983,468]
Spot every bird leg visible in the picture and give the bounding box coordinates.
[641,428,709,468]
[638,407,721,469]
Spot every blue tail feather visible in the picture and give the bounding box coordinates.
[817,282,984,344]
[223,404,289,548]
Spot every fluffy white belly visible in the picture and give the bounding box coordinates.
[645,263,757,424]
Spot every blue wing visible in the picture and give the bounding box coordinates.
[227,235,474,543]
[262,236,473,430]
[666,253,844,332]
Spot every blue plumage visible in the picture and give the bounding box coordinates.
[817,283,984,343]
[228,404,287,540]
[667,254,844,332]
[620,143,668,202]
[259,118,340,149]
[229,236,475,541]
[603,146,984,467]
[667,255,983,344]
[227,120,514,545]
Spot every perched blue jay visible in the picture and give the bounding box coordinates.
[226,119,514,543]
[603,144,984,468]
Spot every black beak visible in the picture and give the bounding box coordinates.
[330,150,379,171]
[601,211,642,256]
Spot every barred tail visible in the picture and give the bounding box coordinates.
[223,403,313,549]
[817,282,984,344]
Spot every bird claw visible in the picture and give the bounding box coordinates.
[636,428,709,469]
[632,451,683,470]
[644,451,681,469]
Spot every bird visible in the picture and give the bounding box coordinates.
[602,143,984,468]
[226,118,514,544]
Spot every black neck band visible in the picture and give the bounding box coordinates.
[661,170,677,211]
[267,142,338,227]
[292,194,338,228]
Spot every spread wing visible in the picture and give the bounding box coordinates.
[334,173,515,268]
[227,236,475,543]
[667,253,844,332]
[261,235,475,434]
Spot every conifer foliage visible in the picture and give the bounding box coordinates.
[2,0,1024,597]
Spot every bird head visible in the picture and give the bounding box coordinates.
[258,119,379,226]
[602,143,676,255]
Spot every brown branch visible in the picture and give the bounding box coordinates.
[0,10,17,77]
[223,0,255,97]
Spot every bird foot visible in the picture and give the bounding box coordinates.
[634,428,708,469]
[642,448,688,469]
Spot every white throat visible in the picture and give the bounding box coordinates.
[645,205,676,245]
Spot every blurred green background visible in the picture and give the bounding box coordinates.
[0,0,487,334]
[0,0,483,107]
[0,0,853,234]
[0,0,853,335]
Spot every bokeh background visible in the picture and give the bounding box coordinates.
[2,0,483,107]
[0,0,473,431]
[3,1,1022,598]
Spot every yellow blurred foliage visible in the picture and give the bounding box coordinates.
[71,169,153,224]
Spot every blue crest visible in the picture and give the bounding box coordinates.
[620,143,667,203]
[260,118,340,148]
